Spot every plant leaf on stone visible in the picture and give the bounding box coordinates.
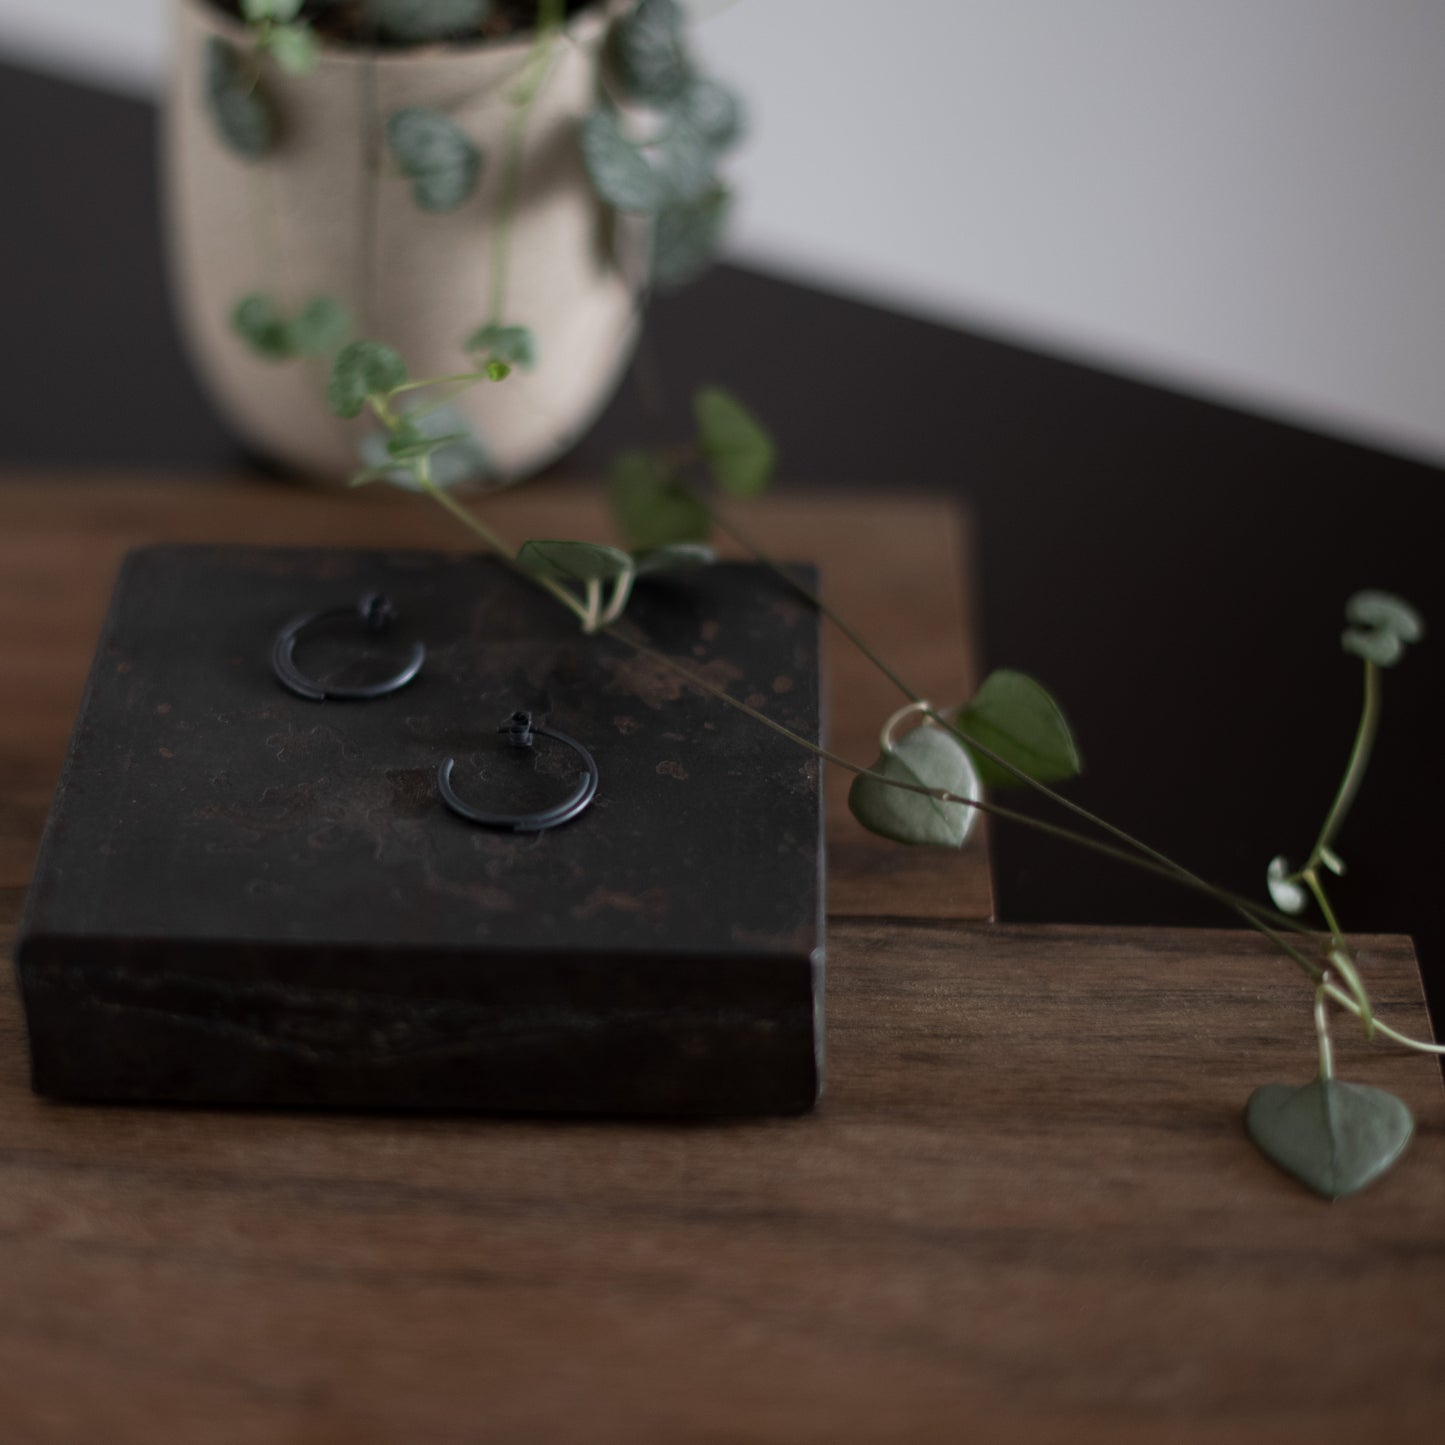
[632,542,717,576]
[952,669,1082,789]
[580,109,665,213]
[695,387,776,497]
[465,323,537,371]
[328,341,408,417]
[848,725,982,848]
[653,187,730,289]
[1342,590,1424,668]
[1245,1078,1414,1200]
[517,540,635,585]
[387,107,482,213]
[205,37,277,159]
[368,0,491,44]
[609,0,689,103]
[609,449,711,549]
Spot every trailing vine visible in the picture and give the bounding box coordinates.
[195,1,1437,1199]
[333,374,1435,1200]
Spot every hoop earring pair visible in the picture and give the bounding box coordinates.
[270,595,597,833]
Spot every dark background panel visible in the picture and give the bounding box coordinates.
[3,59,1441,1037]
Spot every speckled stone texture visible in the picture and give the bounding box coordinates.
[16,545,824,1115]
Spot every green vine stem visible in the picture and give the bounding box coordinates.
[406,485,1441,1057]
[389,372,492,399]
[417,475,589,624]
[1274,658,1384,1033]
[704,502,920,704]
[1315,976,1336,1080]
[418,484,1302,932]
[1304,659,1382,876]
[407,487,1339,949]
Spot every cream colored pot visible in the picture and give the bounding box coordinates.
[165,0,645,485]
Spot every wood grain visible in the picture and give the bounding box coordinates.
[0,905,1440,1443]
[0,475,990,919]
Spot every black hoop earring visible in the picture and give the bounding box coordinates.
[272,592,425,702]
[438,712,599,833]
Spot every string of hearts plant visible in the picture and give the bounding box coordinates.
[328,374,1437,1201]
[207,1,1441,1198]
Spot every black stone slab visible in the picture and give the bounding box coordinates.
[15,545,824,1114]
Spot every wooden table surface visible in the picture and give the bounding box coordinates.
[3,478,1443,1441]
[0,916,1440,1443]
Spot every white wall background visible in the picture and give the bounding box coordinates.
[4,0,1444,463]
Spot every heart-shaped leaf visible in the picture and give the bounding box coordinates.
[1342,590,1424,668]
[695,387,776,497]
[609,449,711,549]
[288,295,351,355]
[205,38,277,160]
[328,341,408,417]
[848,725,982,848]
[609,0,689,103]
[517,540,634,585]
[387,107,481,213]
[653,186,730,289]
[580,109,665,213]
[465,322,537,371]
[370,0,490,43]
[632,543,717,576]
[677,77,744,151]
[1245,1078,1414,1199]
[953,669,1082,788]
[231,293,292,359]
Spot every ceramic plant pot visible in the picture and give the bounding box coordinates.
[164,0,645,486]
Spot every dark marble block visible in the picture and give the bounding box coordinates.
[15,545,824,1115]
